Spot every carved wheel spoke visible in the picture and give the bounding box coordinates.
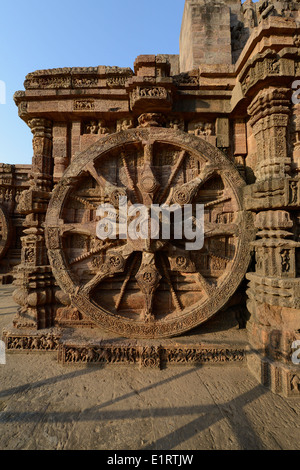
[115,253,140,311]
[158,150,187,204]
[45,128,254,339]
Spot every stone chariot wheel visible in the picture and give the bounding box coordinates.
[45,127,254,339]
[0,204,10,261]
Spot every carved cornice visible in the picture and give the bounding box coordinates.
[234,15,299,75]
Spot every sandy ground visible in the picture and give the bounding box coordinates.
[0,285,300,451]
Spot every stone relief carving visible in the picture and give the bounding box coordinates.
[74,100,95,111]
[45,127,254,339]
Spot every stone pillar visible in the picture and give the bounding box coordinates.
[71,121,81,161]
[233,119,248,178]
[13,118,56,330]
[245,88,300,397]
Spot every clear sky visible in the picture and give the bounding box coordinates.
[0,0,255,166]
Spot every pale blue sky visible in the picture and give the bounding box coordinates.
[0,0,255,165]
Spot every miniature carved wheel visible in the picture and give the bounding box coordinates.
[45,128,254,338]
[0,205,10,260]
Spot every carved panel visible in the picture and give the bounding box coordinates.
[5,333,60,351]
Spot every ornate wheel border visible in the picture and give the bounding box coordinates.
[45,128,255,339]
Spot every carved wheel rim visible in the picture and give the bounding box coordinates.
[45,128,254,338]
[0,205,10,260]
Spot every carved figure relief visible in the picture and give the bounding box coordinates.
[243,2,256,29]
[116,118,135,132]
